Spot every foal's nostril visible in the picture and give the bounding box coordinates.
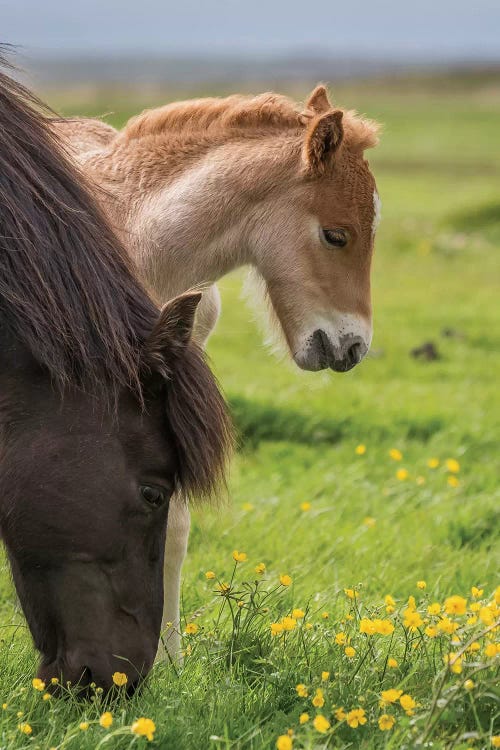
[347,341,362,366]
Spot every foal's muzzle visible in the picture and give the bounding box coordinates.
[295,329,368,372]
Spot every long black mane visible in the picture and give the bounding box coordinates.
[0,58,158,395]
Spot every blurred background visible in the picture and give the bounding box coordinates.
[3,0,500,107]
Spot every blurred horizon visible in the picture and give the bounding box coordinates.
[2,0,499,91]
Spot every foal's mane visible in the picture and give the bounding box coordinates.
[0,59,158,396]
[123,91,379,153]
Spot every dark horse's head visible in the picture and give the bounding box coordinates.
[0,62,232,691]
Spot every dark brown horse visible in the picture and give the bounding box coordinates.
[0,62,232,692]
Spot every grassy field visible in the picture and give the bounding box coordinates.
[0,73,499,749]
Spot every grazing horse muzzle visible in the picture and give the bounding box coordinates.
[294,329,369,372]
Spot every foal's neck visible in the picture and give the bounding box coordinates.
[88,137,292,300]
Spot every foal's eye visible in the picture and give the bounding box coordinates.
[140,485,168,507]
[320,228,349,249]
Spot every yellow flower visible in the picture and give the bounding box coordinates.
[79,722,89,731]
[312,688,325,708]
[437,617,459,634]
[389,448,403,461]
[346,708,366,728]
[360,617,377,635]
[99,712,113,729]
[374,619,395,635]
[485,642,498,658]
[321,671,330,681]
[492,736,500,748]
[335,632,347,645]
[471,586,484,598]
[385,594,396,608]
[313,714,331,733]
[378,714,395,731]
[242,502,254,511]
[417,580,427,590]
[468,641,481,652]
[447,475,460,488]
[292,608,305,619]
[427,457,440,468]
[387,657,398,668]
[280,574,292,587]
[334,707,346,721]
[428,602,441,615]
[131,718,156,742]
[300,502,311,512]
[396,468,409,480]
[205,570,215,580]
[217,582,230,594]
[281,616,297,632]
[355,444,366,455]
[464,679,475,691]
[344,588,358,599]
[321,611,329,619]
[345,646,356,658]
[380,689,403,705]
[32,677,45,691]
[305,623,313,630]
[271,622,284,636]
[50,676,59,685]
[2,703,7,710]
[232,550,247,563]
[276,736,292,750]
[299,712,309,724]
[18,723,32,735]
[43,693,51,701]
[444,653,463,674]
[237,600,244,608]
[445,458,460,473]
[479,606,495,625]
[112,671,128,687]
[444,595,467,615]
[255,562,266,574]
[363,516,376,527]
[184,623,198,635]
[403,609,423,630]
[295,683,308,698]
[399,694,417,716]
[425,625,438,638]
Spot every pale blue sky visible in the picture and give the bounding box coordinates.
[1,0,499,60]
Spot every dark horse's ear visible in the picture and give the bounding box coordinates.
[144,292,202,376]
[302,110,344,176]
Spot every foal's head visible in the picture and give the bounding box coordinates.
[0,64,231,692]
[249,86,381,372]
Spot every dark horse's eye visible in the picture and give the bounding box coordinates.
[140,485,167,507]
[320,228,349,249]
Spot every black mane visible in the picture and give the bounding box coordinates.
[0,57,158,396]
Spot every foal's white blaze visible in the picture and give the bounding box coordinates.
[372,190,382,238]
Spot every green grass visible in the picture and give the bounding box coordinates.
[1,74,499,749]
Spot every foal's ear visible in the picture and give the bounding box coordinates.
[302,110,344,176]
[305,85,332,115]
[144,292,202,374]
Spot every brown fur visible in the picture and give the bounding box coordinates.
[122,88,379,153]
